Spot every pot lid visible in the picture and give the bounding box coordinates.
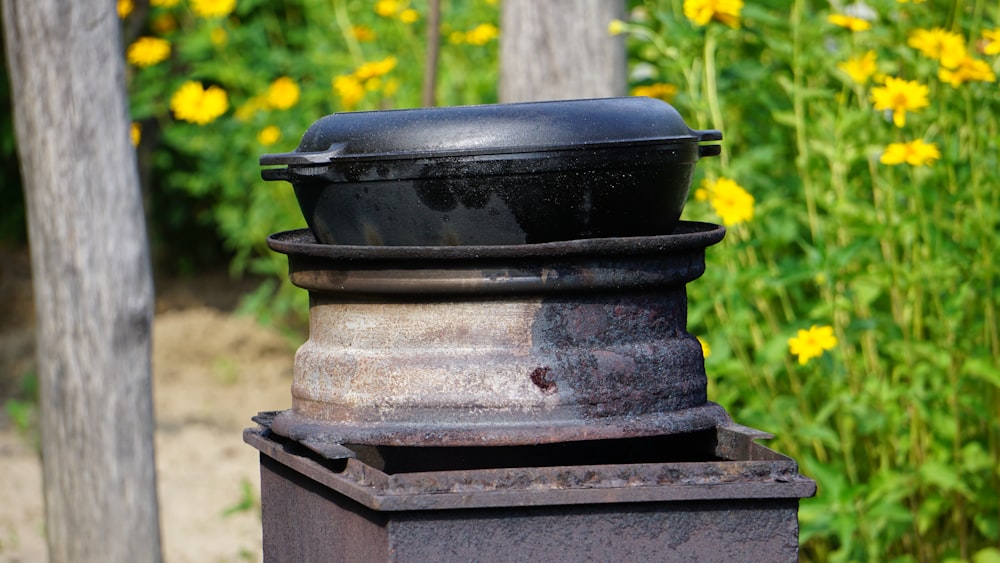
[260,97,721,167]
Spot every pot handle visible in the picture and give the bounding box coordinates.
[695,129,722,158]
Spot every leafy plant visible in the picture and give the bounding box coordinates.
[3,371,39,447]
[221,478,259,518]
[619,0,1000,560]
[121,0,500,320]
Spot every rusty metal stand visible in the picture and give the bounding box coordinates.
[247,223,816,560]
[245,423,814,562]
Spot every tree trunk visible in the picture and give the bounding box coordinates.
[499,0,626,103]
[1,2,162,562]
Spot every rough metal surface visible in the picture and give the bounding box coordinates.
[269,403,734,456]
[245,425,816,512]
[266,221,725,296]
[247,424,814,562]
[384,501,802,562]
[267,223,728,448]
[258,454,389,563]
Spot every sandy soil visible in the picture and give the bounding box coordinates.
[0,247,294,563]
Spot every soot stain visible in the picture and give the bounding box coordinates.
[530,367,557,394]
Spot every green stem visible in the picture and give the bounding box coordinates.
[627,24,679,63]
[703,29,728,169]
[333,0,365,66]
[791,0,819,242]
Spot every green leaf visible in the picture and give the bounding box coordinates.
[974,514,1000,542]
[963,357,1000,388]
[918,461,972,498]
[974,548,1000,563]
[771,110,797,128]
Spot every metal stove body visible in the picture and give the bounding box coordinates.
[245,221,815,562]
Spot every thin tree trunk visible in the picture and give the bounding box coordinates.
[422,0,441,107]
[1,2,162,562]
[500,0,626,103]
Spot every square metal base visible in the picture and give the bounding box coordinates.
[245,424,814,562]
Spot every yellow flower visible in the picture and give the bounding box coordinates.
[152,14,178,34]
[871,77,929,128]
[130,123,141,146]
[631,83,678,102]
[982,29,1000,56]
[258,125,280,146]
[697,336,711,359]
[355,56,398,80]
[699,177,754,226]
[191,0,236,18]
[827,14,871,32]
[375,0,402,17]
[466,23,499,46]
[126,37,171,67]
[879,139,941,166]
[118,0,133,18]
[938,56,996,87]
[170,81,229,125]
[788,325,838,365]
[399,9,419,24]
[383,78,400,97]
[908,28,967,69]
[333,75,365,110]
[210,28,228,46]
[151,0,180,6]
[351,25,376,42]
[683,0,743,29]
[266,77,300,110]
[235,95,266,121]
[608,19,625,36]
[449,31,466,45]
[837,50,877,85]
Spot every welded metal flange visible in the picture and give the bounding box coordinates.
[267,221,725,295]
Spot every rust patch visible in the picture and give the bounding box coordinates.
[530,367,557,394]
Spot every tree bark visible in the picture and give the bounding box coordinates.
[499,0,626,103]
[1,2,162,562]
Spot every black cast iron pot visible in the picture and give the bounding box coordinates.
[261,97,722,246]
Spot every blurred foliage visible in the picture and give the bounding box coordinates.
[0,17,26,243]
[619,0,999,560]
[121,0,500,323]
[2,371,39,448]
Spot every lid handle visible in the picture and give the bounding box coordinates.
[260,142,348,167]
[695,129,723,142]
[695,129,722,159]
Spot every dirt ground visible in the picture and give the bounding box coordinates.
[0,246,294,563]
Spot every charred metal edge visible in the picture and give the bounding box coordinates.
[266,221,725,261]
[244,424,817,512]
[272,223,723,295]
[286,253,707,295]
[267,403,735,452]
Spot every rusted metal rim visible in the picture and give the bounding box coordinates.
[244,423,817,512]
[267,221,725,261]
[269,221,725,295]
[266,403,734,457]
